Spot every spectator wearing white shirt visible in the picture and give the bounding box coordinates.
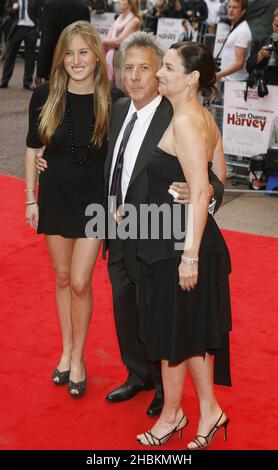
[216,0,252,81]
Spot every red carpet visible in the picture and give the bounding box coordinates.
[0,173,277,450]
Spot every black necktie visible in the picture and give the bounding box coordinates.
[110,111,138,211]
[21,0,26,20]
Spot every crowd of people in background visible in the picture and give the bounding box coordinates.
[0,2,277,181]
[0,1,277,201]
[1,1,278,79]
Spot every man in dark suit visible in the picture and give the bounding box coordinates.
[0,0,37,89]
[35,0,90,83]
[103,32,224,416]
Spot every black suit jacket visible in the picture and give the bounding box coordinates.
[36,0,90,79]
[103,96,224,283]
[2,0,18,39]
[4,0,36,38]
[28,0,45,27]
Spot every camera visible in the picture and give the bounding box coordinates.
[214,56,221,72]
[266,32,278,70]
[257,75,269,98]
[246,70,269,99]
[245,33,278,98]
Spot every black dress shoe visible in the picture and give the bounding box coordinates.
[106,382,151,403]
[23,84,35,91]
[0,82,8,88]
[146,390,164,416]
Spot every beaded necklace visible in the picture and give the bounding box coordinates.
[66,91,95,166]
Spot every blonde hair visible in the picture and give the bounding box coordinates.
[39,21,111,148]
[127,0,141,19]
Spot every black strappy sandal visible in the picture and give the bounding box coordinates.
[137,415,189,446]
[188,412,230,450]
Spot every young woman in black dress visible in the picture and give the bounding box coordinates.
[25,21,111,397]
[137,43,232,449]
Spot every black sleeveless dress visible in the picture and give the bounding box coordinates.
[137,147,232,386]
[26,83,108,238]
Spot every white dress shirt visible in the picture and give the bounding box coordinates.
[18,0,35,28]
[109,95,162,203]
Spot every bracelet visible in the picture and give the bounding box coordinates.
[181,255,199,265]
[24,189,35,193]
[25,200,37,205]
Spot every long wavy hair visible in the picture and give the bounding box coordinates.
[39,21,111,148]
[127,0,141,19]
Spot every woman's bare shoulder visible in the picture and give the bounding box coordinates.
[203,107,220,132]
[173,111,206,139]
[130,16,141,28]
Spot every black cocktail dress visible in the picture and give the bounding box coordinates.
[26,83,107,238]
[137,147,232,386]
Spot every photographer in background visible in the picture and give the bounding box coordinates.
[246,8,278,86]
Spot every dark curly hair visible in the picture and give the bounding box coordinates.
[170,42,217,100]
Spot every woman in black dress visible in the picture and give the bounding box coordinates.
[25,21,111,397]
[137,43,232,449]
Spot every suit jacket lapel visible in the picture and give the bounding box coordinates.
[104,98,130,186]
[128,98,172,188]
